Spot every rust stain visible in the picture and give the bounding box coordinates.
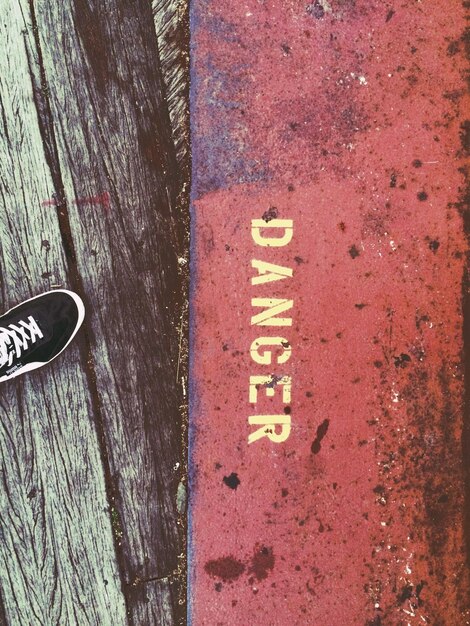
[311,419,330,454]
[248,545,275,582]
[204,556,246,581]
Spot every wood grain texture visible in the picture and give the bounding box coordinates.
[22,0,186,622]
[153,0,189,173]
[0,3,128,624]
[128,578,176,626]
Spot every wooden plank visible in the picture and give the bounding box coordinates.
[128,579,176,626]
[21,1,186,622]
[0,2,128,624]
[153,0,189,174]
[153,2,190,616]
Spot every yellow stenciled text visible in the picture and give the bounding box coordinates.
[249,218,294,444]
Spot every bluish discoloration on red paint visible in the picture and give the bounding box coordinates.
[190,7,272,198]
[190,0,470,623]
[192,54,272,196]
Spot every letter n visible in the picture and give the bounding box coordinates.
[251,298,293,326]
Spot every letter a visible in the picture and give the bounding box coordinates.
[251,260,293,285]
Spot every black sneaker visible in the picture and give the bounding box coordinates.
[0,290,85,383]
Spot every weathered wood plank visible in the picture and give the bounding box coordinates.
[153,0,189,173]
[21,1,185,622]
[153,2,189,616]
[0,3,128,625]
[128,578,176,626]
[0,377,128,626]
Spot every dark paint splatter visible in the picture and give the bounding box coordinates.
[447,40,460,56]
[393,353,411,368]
[262,206,278,222]
[265,374,284,389]
[416,580,426,605]
[223,473,240,490]
[397,584,413,604]
[306,2,325,19]
[460,120,470,154]
[349,244,361,259]
[248,546,275,581]
[311,419,330,454]
[204,556,246,581]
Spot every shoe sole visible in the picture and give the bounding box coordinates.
[0,289,86,383]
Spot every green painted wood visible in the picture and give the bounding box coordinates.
[0,3,128,624]
[0,0,188,621]
[0,0,188,624]
[21,0,187,623]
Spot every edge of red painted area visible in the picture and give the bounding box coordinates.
[188,2,470,624]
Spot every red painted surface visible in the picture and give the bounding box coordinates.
[190,1,470,624]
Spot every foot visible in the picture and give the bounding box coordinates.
[0,290,85,382]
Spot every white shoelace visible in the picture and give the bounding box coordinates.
[0,316,44,369]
